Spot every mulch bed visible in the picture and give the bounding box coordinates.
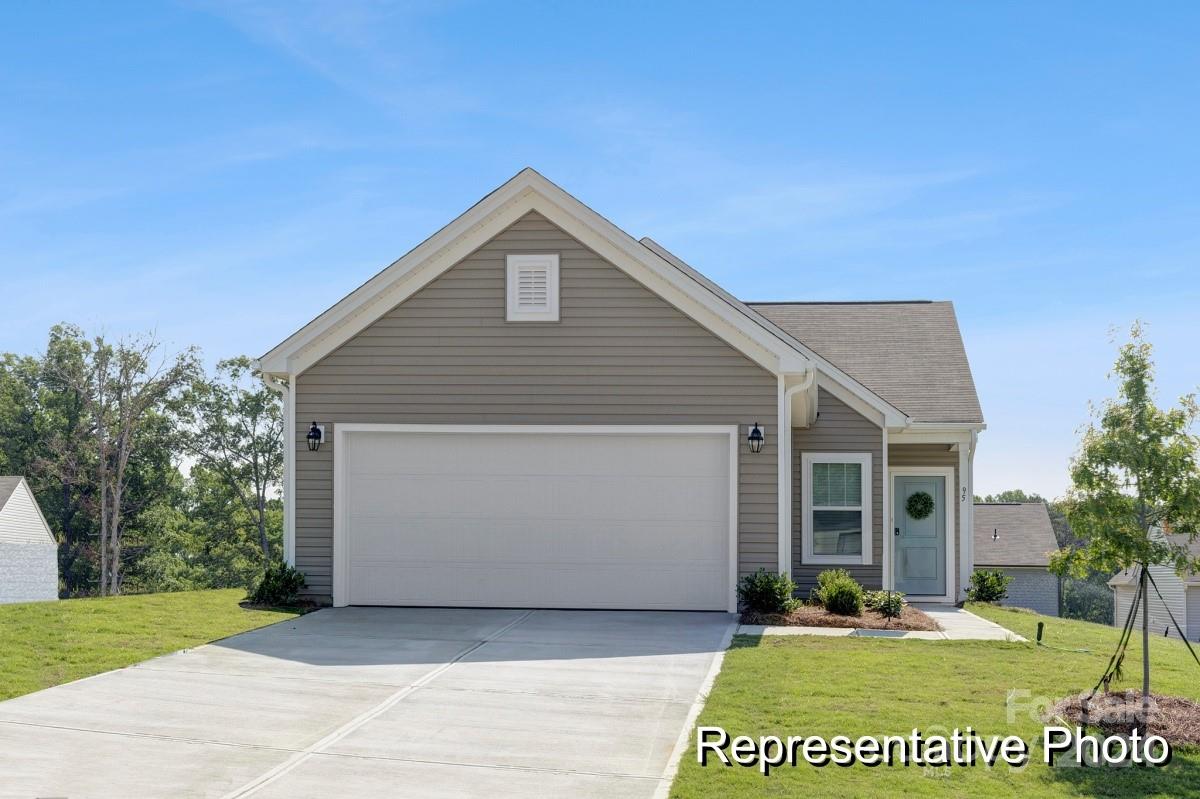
[1051,691,1200,747]
[741,604,940,631]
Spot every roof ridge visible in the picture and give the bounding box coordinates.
[745,300,936,305]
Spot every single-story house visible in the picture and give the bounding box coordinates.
[0,476,59,604]
[256,169,985,611]
[972,502,1060,616]
[1110,534,1200,641]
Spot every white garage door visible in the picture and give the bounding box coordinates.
[336,427,734,610]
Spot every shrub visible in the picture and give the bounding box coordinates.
[737,569,799,614]
[249,561,306,606]
[864,589,906,619]
[813,569,864,615]
[967,569,1012,602]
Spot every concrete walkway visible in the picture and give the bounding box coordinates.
[738,605,1025,641]
[0,607,735,799]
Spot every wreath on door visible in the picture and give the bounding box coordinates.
[906,491,935,520]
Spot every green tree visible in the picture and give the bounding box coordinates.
[1050,323,1200,721]
[179,357,283,563]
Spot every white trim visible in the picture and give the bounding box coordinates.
[777,375,789,574]
[889,466,957,603]
[881,427,890,590]
[800,452,873,566]
[958,442,971,601]
[285,378,296,566]
[505,253,559,321]
[331,423,740,612]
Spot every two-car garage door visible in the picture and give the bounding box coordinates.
[335,427,734,611]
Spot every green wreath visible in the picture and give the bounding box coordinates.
[906,491,935,520]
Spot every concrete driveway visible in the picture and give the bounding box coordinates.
[0,607,734,798]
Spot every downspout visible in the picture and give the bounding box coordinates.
[261,372,295,567]
[779,369,817,576]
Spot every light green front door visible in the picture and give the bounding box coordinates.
[893,475,946,596]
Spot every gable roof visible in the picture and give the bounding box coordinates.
[0,476,55,546]
[972,502,1058,567]
[257,168,909,425]
[749,301,983,424]
[0,477,21,512]
[1109,531,1200,586]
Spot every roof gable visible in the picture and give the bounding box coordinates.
[259,169,805,377]
[256,169,907,425]
[0,477,55,546]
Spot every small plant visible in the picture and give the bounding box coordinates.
[967,569,1012,602]
[249,561,306,606]
[737,569,799,614]
[813,569,864,615]
[864,589,906,619]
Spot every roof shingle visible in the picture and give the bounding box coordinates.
[973,502,1059,567]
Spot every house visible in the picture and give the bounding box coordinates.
[0,477,59,604]
[256,169,985,611]
[1109,534,1200,641]
[972,502,1060,616]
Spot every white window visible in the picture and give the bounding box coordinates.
[801,452,872,565]
[506,253,560,321]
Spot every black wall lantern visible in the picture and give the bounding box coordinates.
[306,422,324,452]
[747,422,765,454]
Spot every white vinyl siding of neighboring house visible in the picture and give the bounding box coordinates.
[1112,564,1190,641]
[1188,587,1200,641]
[0,479,58,604]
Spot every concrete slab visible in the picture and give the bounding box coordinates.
[912,604,1026,641]
[0,722,290,799]
[326,684,690,777]
[251,751,658,799]
[0,607,732,798]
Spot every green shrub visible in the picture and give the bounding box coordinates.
[864,589,905,619]
[736,569,799,614]
[249,561,306,606]
[813,569,864,615]
[967,569,1012,602]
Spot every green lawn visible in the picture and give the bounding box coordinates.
[671,605,1200,798]
[0,589,298,701]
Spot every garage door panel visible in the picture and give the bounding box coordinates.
[341,429,732,610]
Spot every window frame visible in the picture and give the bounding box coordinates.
[800,451,873,565]
[505,253,560,322]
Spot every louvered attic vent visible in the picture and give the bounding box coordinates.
[506,254,560,321]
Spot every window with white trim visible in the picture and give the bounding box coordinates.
[506,253,560,321]
[801,452,872,565]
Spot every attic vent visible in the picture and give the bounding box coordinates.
[506,254,560,321]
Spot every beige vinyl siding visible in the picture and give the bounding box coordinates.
[889,443,962,599]
[791,388,883,593]
[294,211,778,602]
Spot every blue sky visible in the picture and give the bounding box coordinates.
[2,2,1197,498]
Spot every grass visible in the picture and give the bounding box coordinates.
[671,604,1200,798]
[0,589,298,701]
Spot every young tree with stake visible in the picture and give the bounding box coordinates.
[1051,322,1200,725]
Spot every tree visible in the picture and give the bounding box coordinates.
[48,330,198,594]
[1050,322,1200,723]
[179,357,283,563]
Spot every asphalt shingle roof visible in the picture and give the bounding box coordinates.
[973,502,1059,567]
[747,301,983,424]
[0,477,22,513]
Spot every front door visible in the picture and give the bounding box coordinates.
[893,475,946,596]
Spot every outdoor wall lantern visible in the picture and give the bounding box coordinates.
[747,422,765,454]
[306,422,324,452]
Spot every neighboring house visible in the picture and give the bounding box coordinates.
[972,502,1060,616]
[1109,534,1200,641]
[257,169,985,610]
[0,477,59,604]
